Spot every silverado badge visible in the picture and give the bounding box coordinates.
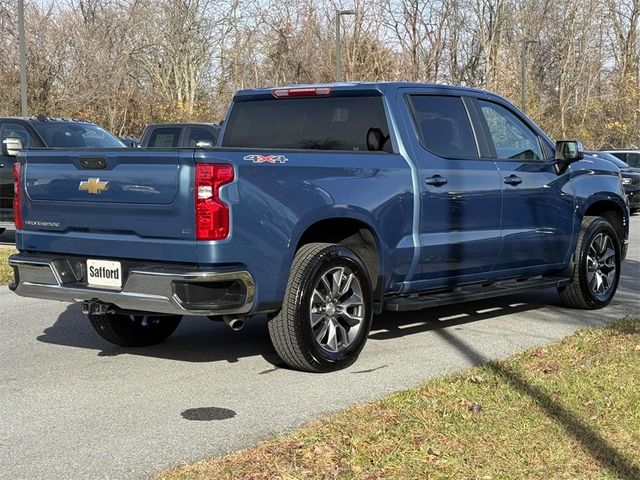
[79,178,109,194]
[243,154,288,164]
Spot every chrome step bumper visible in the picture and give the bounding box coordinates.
[9,254,255,316]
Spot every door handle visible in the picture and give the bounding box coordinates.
[503,174,523,186]
[425,175,448,186]
[0,163,4,168]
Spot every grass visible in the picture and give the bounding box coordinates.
[0,248,15,284]
[159,317,640,480]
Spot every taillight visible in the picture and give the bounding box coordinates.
[13,162,23,229]
[195,164,234,240]
[271,87,332,98]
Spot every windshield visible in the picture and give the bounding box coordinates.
[33,122,125,148]
[586,151,629,168]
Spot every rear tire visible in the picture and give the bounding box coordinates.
[88,313,182,347]
[558,216,620,309]
[268,243,373,373]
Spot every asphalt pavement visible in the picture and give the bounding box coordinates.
[1,218,638,479]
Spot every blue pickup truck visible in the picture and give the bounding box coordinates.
[9,83,629,372]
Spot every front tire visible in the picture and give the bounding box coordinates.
[88,313,182,347]
[268,243,373,372]
[558,216,621,309]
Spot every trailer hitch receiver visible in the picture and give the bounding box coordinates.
[82,300,113,316]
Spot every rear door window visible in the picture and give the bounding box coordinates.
[222,96,392,152]
[146,127,182,148]
[408,95,478,159]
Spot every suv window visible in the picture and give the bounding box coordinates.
[147,127,182,148]
[222,96,392,152]
[408,95,478,159]
[0,123,34,150]
[625,152,640,168]
[479,100,543,161]
[187,127,218,147]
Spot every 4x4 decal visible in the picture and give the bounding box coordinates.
[243,154,288,164]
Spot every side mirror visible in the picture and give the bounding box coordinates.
[555,140,584,162]
[554,140,584,174]
[2,137,23,157]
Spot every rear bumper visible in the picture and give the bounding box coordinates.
[8,253,255,316]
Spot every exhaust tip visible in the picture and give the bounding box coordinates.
[224,316,245,331]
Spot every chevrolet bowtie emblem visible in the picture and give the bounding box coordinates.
[78,178,109,194]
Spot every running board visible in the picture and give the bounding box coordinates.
[384,276,571,312]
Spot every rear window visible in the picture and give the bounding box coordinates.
[409,95,478,159]
[146,127,181,148]
[222,96,392,152]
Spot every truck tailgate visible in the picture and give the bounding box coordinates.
[18,149,197,263]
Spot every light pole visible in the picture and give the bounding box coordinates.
[18,0,27,117]
[335,9,355,82]
[520,39,538,114]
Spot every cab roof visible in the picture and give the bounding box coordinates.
[233,81,505,102]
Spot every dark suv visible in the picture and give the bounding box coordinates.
[0,117,124,233]
[604,150,640,168]
[587,151,640,214]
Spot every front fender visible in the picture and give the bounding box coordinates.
[570,161,629,258]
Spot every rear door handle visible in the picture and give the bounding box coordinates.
[425,175,448,186]
[503,174,523,186]
[0,164,4,168]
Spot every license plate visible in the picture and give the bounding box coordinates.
[87,259,122,288]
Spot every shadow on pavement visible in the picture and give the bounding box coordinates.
[619,258,640,292]
[37,304,282,366]
[370,295,546,341]
[371,257,639,341]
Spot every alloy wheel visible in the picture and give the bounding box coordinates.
[309,266,365,353]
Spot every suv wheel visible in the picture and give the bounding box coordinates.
[559,216,621,309]
[88,313,182,347]
[268,243,373,372]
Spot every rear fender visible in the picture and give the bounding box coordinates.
[275,206,388,301]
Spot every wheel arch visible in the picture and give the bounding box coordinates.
[284,208,387,295]
[581,196,628,244]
